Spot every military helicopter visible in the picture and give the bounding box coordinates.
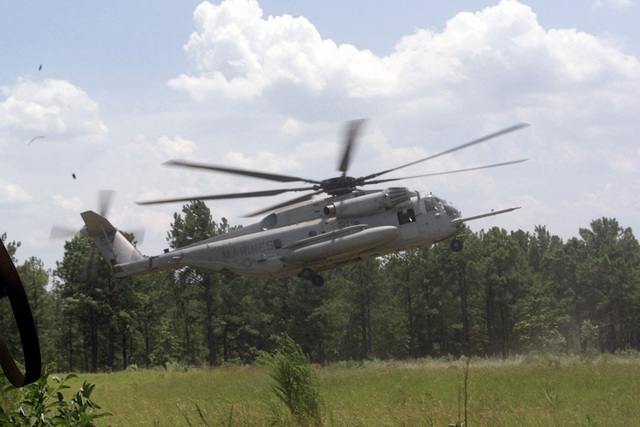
[78,121,528,286]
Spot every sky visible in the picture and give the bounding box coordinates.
[1,0,639,274]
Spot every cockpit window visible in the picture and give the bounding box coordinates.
[424,199,439,212]
[261,213,277,230]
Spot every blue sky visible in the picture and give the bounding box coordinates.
[2,0,639,272]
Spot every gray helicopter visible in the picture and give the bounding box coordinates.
[78,121,528,286]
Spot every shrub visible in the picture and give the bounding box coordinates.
[257,335,322,426]
[0,367,111,426]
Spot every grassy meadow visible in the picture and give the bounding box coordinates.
[66,355,640,426]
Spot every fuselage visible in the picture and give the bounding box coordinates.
[112,187,462,279]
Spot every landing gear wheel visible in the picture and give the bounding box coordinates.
[299,267,314,280]
[311,274,325,287]
[299,267,325,287]
[451,238,463,252]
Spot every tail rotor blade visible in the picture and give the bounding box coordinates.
[49,226,80,241]
[98,190,115,217]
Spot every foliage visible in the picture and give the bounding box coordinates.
[257,334,322,426]
[0,368,111,426]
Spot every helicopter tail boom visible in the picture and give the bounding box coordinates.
[80,210,228,278]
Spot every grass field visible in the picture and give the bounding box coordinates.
[67,355,640,426]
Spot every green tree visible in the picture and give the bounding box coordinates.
[512,226,567,354]
[17,258,49,335]
[167,201,235,366]
[578,218,640,351]
[476,227,528,357]
[54,236,127,372]
[329,259,381,360]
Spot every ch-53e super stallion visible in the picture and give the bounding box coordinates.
[73,121,528,286]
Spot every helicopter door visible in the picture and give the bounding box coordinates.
[397,208,416,225]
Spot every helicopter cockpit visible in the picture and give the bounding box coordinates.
[423,195,460,219]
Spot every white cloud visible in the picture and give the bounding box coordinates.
[224,150,304,174]
[52,195,83,212]
[0,78,108,143]
[157,135,198,157]
[168,0,396,100]
[168,0,640,130]
[279,117,303,137]
[123,134,198,163]
[0,179,31,204]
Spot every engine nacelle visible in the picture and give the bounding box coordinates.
[324,187,411,218]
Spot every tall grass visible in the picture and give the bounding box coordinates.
[67,354,640,426]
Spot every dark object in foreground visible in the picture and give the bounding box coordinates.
[0,239,41,386]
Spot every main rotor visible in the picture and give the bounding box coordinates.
[137,121,529,216]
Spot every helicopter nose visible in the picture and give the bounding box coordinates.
[443,203,460,218]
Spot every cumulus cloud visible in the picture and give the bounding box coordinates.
[156,135,198,157]
[123,135,198,163]
[0,78,108,143]
[0,178,31,204]
[169,0,640,117]
[51,194,83,212]
[224,150,304,173]
[279,117,303,137]
[168,0,395,100]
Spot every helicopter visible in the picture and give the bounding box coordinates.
[77,120,528,286]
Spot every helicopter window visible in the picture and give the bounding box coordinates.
[261,213,277,230]
[273,239,282,249]
[397,209,415,225]
[424,199,439,212]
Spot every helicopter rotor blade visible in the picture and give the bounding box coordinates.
[49,225,81,241]
[136,186,317,206]
[245,190,325,217]
[164,159,321,185]
[98,190,115,217]
[361,123,530,182]
[338,119,366,176]
[364,159,529,185]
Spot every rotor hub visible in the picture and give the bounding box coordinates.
[318,176,361,196]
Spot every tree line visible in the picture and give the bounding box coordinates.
[1,201,639,372]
